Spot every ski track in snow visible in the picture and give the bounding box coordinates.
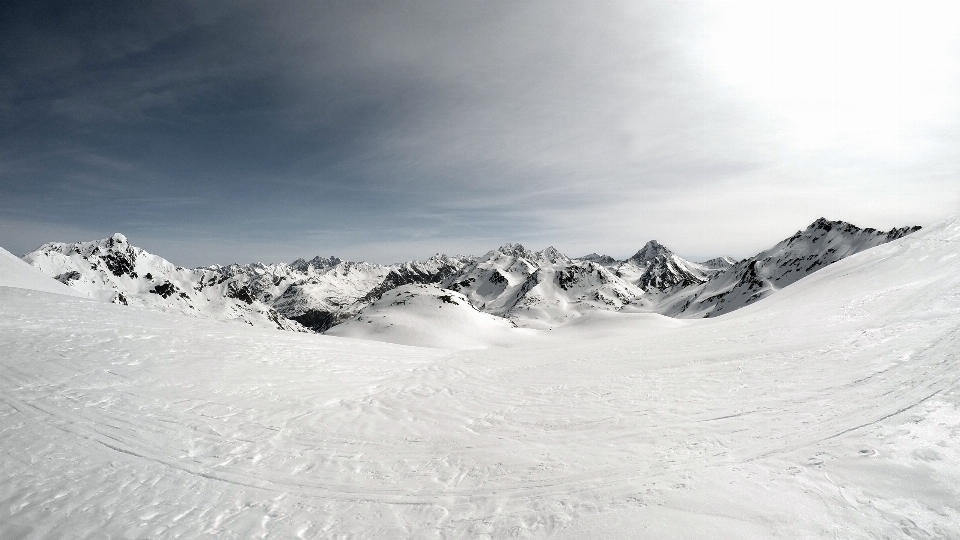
[2,219,960,538]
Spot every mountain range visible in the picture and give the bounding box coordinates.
[20,218,920,333]
[4,213,957,536]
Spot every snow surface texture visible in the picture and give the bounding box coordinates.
[21,219,918,337]
[1,215,959,538]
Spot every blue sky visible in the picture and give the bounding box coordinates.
[2,1,959,266]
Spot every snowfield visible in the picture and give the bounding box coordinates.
[2,216,960,539]
[325,284,539,350]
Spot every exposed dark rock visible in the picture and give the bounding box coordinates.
[102,251,137,278]
[886,225,922,241]
[150,282,178,299]
[54,271,81,284]
[557,268,579,291]
[226,283,254,305]
[437,294,459,305]
[291,310,341,332]
[363,264,461,303]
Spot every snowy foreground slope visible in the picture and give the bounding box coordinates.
[326,284,540,349]
[2,216,959,538]
[0,246,84,297]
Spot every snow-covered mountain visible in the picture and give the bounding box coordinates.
[702,255,736,268]
[612,240,716,292]
[577,252,619,266]
[0,245,86,297]
[22,234,474,332]
[23,234,307,331]
[659,218,923,318]
[445,243,645,328]
[2,215,957,538]
[21,217,921,333]
[270,254,473,331]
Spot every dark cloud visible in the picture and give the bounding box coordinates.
[1,1,958,265]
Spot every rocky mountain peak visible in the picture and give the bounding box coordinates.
[700,256,737,271]
[579,253,619,266]
[290,256,342,273]
[496,242,533,259]
[805,217,858,234]
[886,225,922,241]
[628,240,672,265]
[535,246,569,265]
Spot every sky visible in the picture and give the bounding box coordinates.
[2,1,959,266]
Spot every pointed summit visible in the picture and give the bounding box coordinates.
[628,240,672,265]
[700,256,736,271]
[496,242,533,259]
[535,246,570,265]
[805,217,858,234]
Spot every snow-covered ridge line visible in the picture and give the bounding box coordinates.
[20,217,920,332]
[22,234,477,332]
[657,217,923,318]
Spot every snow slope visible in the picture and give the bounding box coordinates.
[0,245,85,297]
[1,214,959,538]
[326,283,537,349]
[658,218,922,318]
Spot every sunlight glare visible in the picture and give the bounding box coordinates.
[703,1,960,156]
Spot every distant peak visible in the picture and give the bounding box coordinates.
[536,246,569,264]
[310,255,341,265]
[805,217,857,233]
[291,255,342,272]
[578,253,619,265]
[628,240,672,264]
[700,256,736,270]
[496,242,532,258]
[109,233,128,244]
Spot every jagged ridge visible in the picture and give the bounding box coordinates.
[20,217,922,331]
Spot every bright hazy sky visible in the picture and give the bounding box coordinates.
[2,1,959,265]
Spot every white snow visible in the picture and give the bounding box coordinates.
[22,236,475,332]
[326,283,538,349]
[447,244,644,328]
[0,245,85,297]
[658,218,922,318]
[21,234,307,331]
[1,215,959,538]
